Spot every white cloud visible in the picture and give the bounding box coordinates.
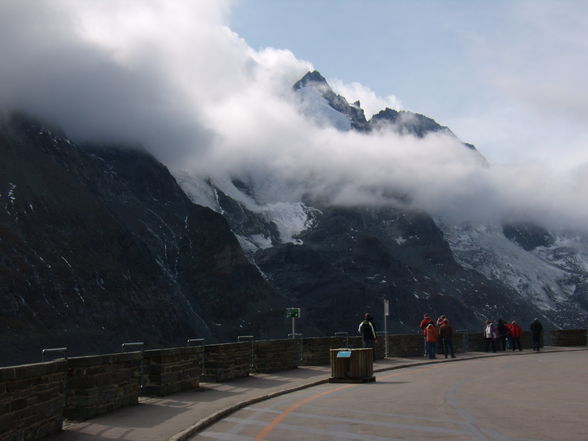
[1,0,588,234]
[330,79,403,118]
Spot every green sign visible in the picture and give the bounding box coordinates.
[286,307,301,319]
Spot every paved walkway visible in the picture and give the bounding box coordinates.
[45,347,587,441]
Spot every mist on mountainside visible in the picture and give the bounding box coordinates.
[1,1,587,235]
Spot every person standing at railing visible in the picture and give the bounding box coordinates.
[510,321,523,351]
[439,319,456,358]
[484,320,497,352]
[358,313,377,359]
[419,314,434,357]
[530,318,543,351]
[424,323,439,359]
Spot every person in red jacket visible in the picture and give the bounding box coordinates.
[424,323,439,359]
[504,321,513,350]
[419,314,435,357]
[510,320,523,351]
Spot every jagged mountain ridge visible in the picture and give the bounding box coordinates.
[178,70,588,332]
[0,113,295,365]
[3,69,588,365]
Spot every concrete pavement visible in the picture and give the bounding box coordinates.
[46,347,587,441]
[192,350,588,441]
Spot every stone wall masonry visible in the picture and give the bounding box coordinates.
[552,329,587,346]
[142,347,202,396]
[254,339,300,373]
[386,333,425,357]
[202,342,252,382]
[64,352,142,421]
[0,360,66,441]
[300,336,364,365]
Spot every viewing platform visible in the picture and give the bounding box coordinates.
[1,330,587,441]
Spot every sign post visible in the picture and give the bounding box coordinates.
[383,299,389,358]
[286,308,301,339]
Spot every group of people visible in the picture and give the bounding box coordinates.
[419,314,456,359]
[358,312,545,360]
[483,318,543,352]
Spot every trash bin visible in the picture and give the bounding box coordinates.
[329,348,375,383]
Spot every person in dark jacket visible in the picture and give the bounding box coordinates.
[496,319,508,351]
[530,318,543,351]
[510,320,523,351]
[358,313,377,358]
[439,320,456,358]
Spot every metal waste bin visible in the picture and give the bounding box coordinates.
[329,348,375,383]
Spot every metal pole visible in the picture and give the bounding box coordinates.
[291,317,295,339]
[187,338,206,375]
[237,335,255,372]
[334,332,349,348]
[384,299,389,358]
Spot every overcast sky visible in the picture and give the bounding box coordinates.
[231,0,588,169]
[1,1,587,231]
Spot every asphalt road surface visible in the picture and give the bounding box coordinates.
[191,351,588,441]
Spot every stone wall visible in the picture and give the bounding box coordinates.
[142,347,201,396]
[202,342,252,382]
[300,336,363,365]
[0,360,66,441]
[64,352,142,421]
[552,329,587,346]
[3,329,586,441]
[386,334,423,357]
[254,339,300,373]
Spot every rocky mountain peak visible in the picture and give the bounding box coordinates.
[293,70,369,132]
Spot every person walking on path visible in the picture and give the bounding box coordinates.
[424,323,439,359]
[419,314,435,357]
[358,313,377,358]
[484,320,497,353]
[530,318,543,351]
[510,320,523,351]
[439,319,456,358]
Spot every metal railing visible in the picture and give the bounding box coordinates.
[334,331,349,348]
[121,342,144,352]
[41,347,67,362]
[456,330,469,352]
[288,333,304,361]
[237,335,255,372]
[187,338,206,375]
[121,342,144,389]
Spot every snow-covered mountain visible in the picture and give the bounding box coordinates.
[177,70,588,332]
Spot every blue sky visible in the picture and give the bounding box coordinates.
[230,0,588,168]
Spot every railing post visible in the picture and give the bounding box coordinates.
[288,333,304,361]
[41,347,67,362]
[334,332,349,348]
[187,338,206,375]
[41,347,68,408]
[457,330,469,353]
[121,342,144,389]
[237,335,255,372]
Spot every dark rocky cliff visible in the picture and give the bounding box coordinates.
[254,205,546,334]
[0,114,288,365]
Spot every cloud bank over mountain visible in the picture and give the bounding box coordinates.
[1,1,587,232]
